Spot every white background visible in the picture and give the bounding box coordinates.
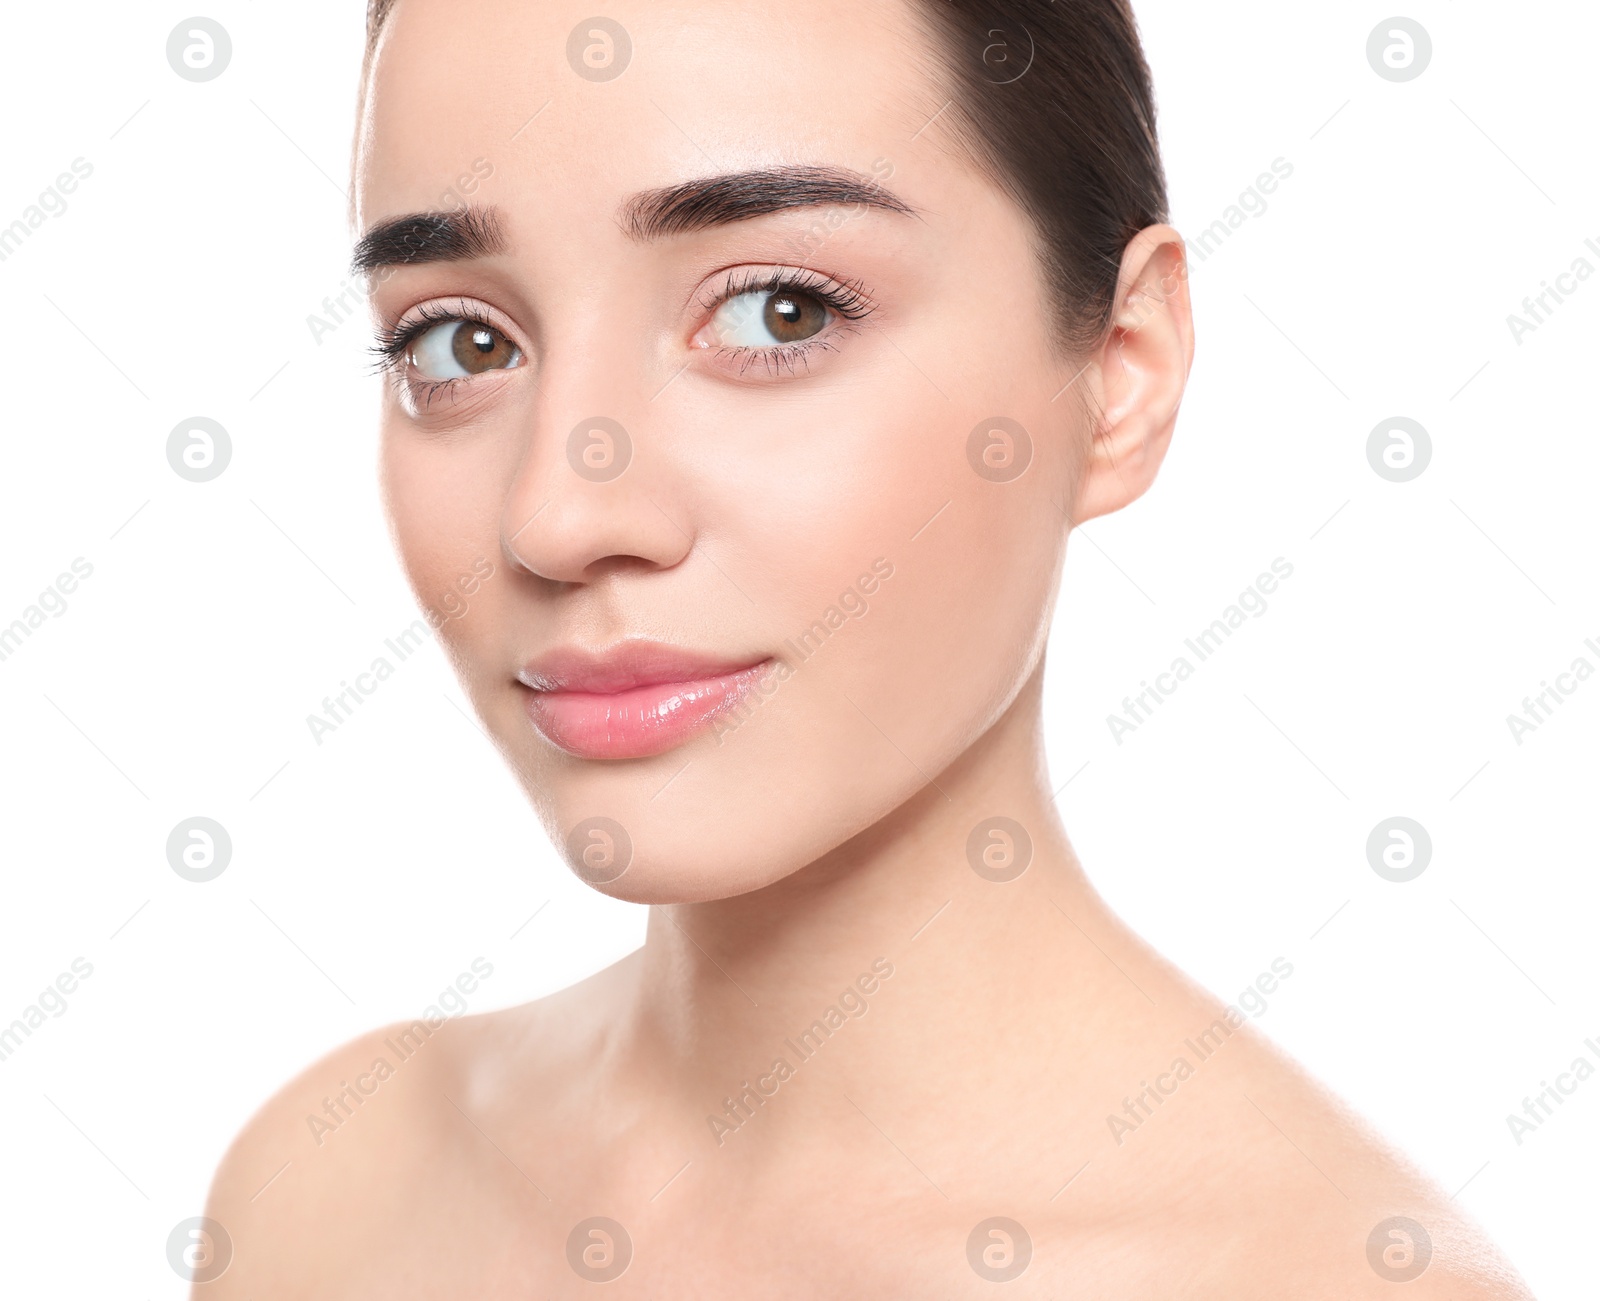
[0,2,1593,1295]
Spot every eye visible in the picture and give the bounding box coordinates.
[691,267,876,377]
[707,287,833,348]
[408,318,522,379]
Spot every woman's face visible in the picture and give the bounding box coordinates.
[358,0,1096,902]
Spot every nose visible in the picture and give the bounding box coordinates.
[500,371,692,586]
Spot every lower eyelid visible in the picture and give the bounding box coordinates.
[392,360,521,417]
[709,333,850,377]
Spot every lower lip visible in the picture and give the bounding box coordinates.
[524,662,772,760]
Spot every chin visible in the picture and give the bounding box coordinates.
[520,726,920,906]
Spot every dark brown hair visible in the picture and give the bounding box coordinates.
[361,0,1167,354]
[910,2,1167,353]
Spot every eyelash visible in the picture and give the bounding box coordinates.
[369,297,497,409]
[371,268,877,403]
[696,266,876,375]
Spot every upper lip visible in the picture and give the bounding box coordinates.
[517,641,769,694]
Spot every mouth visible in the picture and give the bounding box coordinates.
[517,642,774,760]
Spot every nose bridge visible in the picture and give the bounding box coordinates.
[500,324,689,585]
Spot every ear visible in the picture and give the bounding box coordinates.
[1068,224,1194,526]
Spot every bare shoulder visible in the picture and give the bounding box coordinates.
[198,1015,471,1295]
[1269,1202,1537,1301]
[1403,1258,1539,1300]
[199,953,638,1296]
[1269,1190,1536,1300]
[1060,965,1534,1299]
[1140,1012,1536,1300]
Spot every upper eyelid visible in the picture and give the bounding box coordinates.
[694,264,875,317]
[385,295,518,336]
[382,269,871,328]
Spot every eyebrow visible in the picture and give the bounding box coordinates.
[351,164,916,273]
[619,164,918,241]
[351,205,507,274]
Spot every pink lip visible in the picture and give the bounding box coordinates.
[518,643,773,759]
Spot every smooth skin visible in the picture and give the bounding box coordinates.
[203,1,1533,1296]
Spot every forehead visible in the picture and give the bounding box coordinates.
[357,0,946,224]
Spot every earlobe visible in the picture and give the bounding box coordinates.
[1069,225,1195,526]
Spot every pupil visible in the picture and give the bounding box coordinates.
[471,328,494,353]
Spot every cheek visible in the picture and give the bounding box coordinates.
[596,434,1063,903]
[381,422,506,647]
[638,393,1063,877]
[812,417,1065,755]
[712,364,1067,685]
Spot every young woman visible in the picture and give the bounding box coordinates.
[203,1,1532,1294]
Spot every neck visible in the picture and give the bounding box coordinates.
[626,667,1175,1162]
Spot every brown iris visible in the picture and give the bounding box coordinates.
[762,291,828,344]
[449,321,518,373]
